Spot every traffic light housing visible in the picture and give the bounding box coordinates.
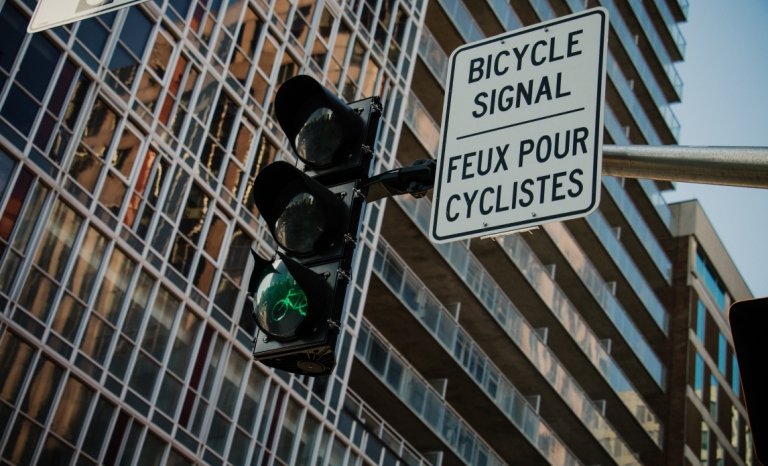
[247,75,381,376]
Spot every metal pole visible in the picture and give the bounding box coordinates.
[602,145,768,189]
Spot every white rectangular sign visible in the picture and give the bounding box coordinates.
[28,0,150,33]
[429,9,608,244]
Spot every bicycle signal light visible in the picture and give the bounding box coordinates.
[247,75,382,376]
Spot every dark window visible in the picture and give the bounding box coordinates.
[169,0,193,17]
[17,35,60,100]
[122,9,153,57]
[1,85,40,135]
[0,4,27,73]
[209,92,237,146]
[76,18,111,58]
[81,397,115,460]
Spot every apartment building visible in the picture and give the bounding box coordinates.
[0,0,757,464]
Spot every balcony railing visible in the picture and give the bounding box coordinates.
[403,91,440,158]
[565,0,681,141]
[638,178,672,229]
[342,389,437,466]
[434,0,483,44]
[393,194,663,445]
[356,321,509,466]
[585,209,669,333]
[626,0,683,85]
[650,0,687,58]
[375,237,643,465]
[604,107,674,231]
[606,53,664,145]
[603,176,672,282]
[541,221,665,386]
[417,27,448,87]
[370,237,646,465]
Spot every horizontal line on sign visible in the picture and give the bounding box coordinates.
[456,107,586,140]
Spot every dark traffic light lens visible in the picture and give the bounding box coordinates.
[253,259,308,340]
[295,107,344,167]
[275,191,327,255]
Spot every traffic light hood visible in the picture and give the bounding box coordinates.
[252,161,346,257]
[274,75,365,170]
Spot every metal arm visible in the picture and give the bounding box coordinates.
[362,146,768,203]
[602,145,768,189]
[363,159,436,202]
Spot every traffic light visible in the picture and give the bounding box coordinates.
[247,75,381,376]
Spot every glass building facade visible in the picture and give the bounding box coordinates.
[0,0,756,465]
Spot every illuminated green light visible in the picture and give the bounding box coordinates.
[254,260,309,339]
[269,280,308,322]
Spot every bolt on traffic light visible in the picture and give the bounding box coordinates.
[247,75,381,376]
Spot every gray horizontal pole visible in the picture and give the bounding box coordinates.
[602,145,768,189]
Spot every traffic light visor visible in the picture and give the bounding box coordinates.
[253,162,345,257]
[275,75,364,169]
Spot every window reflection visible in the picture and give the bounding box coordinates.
[50,377,93,444]
[34,201,83,282]
[21,356,64,423]
[0,333,35,405]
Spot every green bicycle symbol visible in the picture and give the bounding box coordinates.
[271,288,308,322]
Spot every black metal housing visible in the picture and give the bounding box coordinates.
[250,75,382,377]
[250,260,346,377]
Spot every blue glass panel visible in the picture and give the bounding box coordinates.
[0,4,27,73]
[76,18,111,58]
[17,35,60,100]
[718,334,726,375]
[696,301,706,342]
[121,8,153,58]
[0,149,15,199]
[1,84,40,135]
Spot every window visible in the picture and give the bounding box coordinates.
[18,201,83,322]
[710,375,718,421]
[0,163,49,296]
[696,300,706,343]
[107,8,153,97]
[135,29,178,121]
[0,34,59,137]
[696,250,727,310]
[694,353,704,399]
[75,13,117,61]
[228,7,264,91]
[732,353,740,396]
[718,333,727,375]
[701,422,710,466]
[716,442,724,466]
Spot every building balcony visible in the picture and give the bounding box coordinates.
[339,389,438,466]
[564,209,669,342]
[361,236,643,465]
[603,107,674,235]
[666,0,689,23]
[353,320,514,466]
[599,176,672,289]
[389,193,664,455]
[524,221,666,394]
[643,0,687,61]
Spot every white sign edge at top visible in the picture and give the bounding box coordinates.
[27,0,151,33]
[428,8,609,244]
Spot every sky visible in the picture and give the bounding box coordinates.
[660,0,768,299]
